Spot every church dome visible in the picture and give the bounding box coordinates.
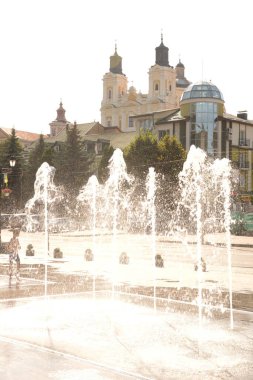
[176,59,185,68]
[181,81,224,102]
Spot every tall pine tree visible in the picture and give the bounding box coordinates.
[54,123,94,193]
[23,134,54,203]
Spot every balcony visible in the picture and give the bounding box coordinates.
[239,139,250,147]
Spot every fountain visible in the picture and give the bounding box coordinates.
[0,146,252,379]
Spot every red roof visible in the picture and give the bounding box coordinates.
[0,128,42,142]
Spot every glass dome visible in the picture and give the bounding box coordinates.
[181,81,224,101]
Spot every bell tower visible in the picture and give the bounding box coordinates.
[49,101,69,136]
[101,44,128,128]
[148,34,177,107]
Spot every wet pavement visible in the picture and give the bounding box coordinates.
[0,336,146,380]
[0,230,252,379]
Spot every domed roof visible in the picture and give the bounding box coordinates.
[181,81,224,101]
[176,59,184,68]
[129,85,136,92]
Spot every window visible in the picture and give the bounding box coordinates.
[239,174,245,187]
[154,81,160,93]
[158,130,170,140]
[128,117,134,128]
[107,118,112,127]
[97,143,102,153]
[190,102,218,156]
[108,88,112,99]
[140,119,152,131]
[239,128,246,146]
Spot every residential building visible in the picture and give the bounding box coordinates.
[131,81,253,196]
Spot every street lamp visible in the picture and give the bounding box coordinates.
[9,157,16,168]
[0,157,16,252]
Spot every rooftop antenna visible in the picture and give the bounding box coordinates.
[201,59,204,82]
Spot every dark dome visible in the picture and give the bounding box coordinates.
[176,60,185,68]
[181,81,224,101]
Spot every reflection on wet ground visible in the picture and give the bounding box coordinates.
[0,249,252,379]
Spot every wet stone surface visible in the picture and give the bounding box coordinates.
[0,262,234,319]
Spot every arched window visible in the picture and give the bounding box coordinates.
[154,81,160,94]
[108,88,112,99]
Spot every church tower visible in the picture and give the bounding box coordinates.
[148,34,177,108]
[49,101,69,136]
[101,44,128,128]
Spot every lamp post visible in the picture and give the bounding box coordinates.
[0,157,16,252]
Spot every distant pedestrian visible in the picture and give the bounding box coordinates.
[194,257,207,272]
[84,248,93,261]
[155,254,164,268]
[119,252,129,265]
[8,228,21,283]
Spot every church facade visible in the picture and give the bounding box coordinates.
[100,35,190,132]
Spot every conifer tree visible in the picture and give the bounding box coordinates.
[97,145,114,182]
[23,134,54,202]
[53,123,94,193]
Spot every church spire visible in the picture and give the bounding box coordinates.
[110,42,123,74]
[56,101,67,122]
[155,34,171,67]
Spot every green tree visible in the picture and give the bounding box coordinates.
[156,135,187,231]
[54,123,94,194]
[124,130,160,179]
[97,145,115,182]
[158,135,186,181]
[23,134,54,203]
[123,132,186,232]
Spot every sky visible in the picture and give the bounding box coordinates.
[0,0,252,134]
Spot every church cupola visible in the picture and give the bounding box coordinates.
[56,101,67,122]
[176,59,191,88]
[155,33,171,67]
[49,101,69,137]
[109,44,123,74]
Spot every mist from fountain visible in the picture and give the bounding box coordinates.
[2,146,251,378]
[23,145,234,328]
[24,162,61,296]
[146,167,157,311]
[78,175,100,295]
[177,145,233,329]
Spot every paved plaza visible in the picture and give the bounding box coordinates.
[0,229,252,379]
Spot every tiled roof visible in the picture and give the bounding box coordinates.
[45,121,137,150]
[131,107,179,119]
[45,122,99,143]
[0,128,42,141]
[155,109,184,124]
[221,113,253,125]
[98,131,137,149]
